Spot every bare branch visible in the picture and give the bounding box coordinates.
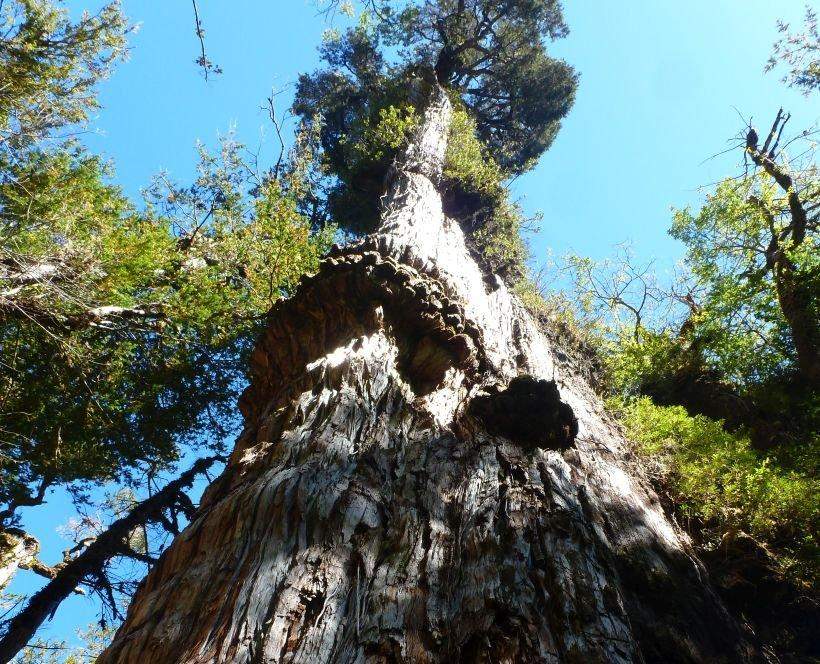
[191,0,221,79]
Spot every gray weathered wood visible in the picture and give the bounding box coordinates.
[0,530,39,593]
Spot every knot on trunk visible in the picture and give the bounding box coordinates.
[240,244,486,421]
[468,375,578,450]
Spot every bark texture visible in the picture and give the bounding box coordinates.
[99,87,755,663]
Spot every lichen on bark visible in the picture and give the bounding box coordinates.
[0,529,39,592]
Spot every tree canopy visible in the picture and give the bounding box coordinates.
[294,0,576,272]
[0,0,127,155]
[766,5,820,94]
[0,0,333,524]
[0,138,332,519]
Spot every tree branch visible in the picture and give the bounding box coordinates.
[190,0,220,79]
[746,110,808,246]
[0,479,52,526]
[0,456,221,663]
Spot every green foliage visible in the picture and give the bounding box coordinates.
[0,0,128,153]
[604,329,688,396]
[443,104,503,196]
[345,0,578,172]
[559,174,820,579]
[766,5,820,94]
[292,19,413,233]
[325,98,419,232]
[670,177,816,386]
[296,69,533,279]
[347,104,419,163]
[294,0,576,270]
[443,104,530,281]
[469,199,531,282]
[15,623,113,663]
[0,138,333,518]
[615,397,819,584]
[0,13,335,653]
[562,171,818,403]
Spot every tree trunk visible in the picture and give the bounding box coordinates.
[98,86,756,663]
[0,529,39,592]
[746,119,820,388]
[773,259,820,388]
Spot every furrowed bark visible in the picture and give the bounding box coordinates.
[0,456,218,664]
[99,85,756,663]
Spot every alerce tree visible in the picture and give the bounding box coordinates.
[99,2,755,662]
[293,0,576,282]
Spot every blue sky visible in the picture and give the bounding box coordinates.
[62,0,816,268]
[10,0,819,655]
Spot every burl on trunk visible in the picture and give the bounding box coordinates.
[99,87,755,663]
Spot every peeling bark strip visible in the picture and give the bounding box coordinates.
[99,86,755,663]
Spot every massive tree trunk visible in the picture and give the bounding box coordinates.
[98,86,756,663]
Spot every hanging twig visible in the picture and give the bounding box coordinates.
[191,0,221,79]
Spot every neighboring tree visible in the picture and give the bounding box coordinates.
[13,623,113,664]
[0,456,221,663]
[0,0,128,154]
[98,2,755,662]
[558,246,670,344]
[562,6,820,409]
[766,4,820,94]
[731,109,820,387]
[0,0,333,646]
[545,25,820,657]
[0,136,332,526]
[563,109,819,433]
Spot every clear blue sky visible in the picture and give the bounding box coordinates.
[10,0,818,655]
